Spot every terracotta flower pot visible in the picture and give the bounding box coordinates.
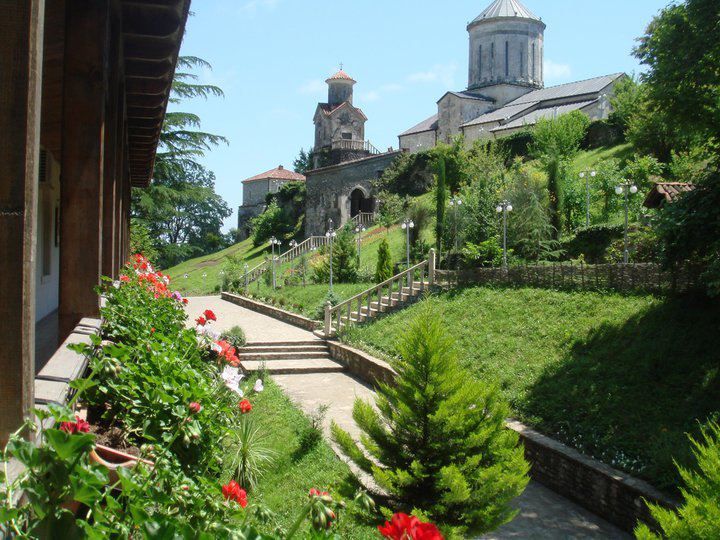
[89,444,154,487]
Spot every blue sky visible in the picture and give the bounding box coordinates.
[174,0,669,232]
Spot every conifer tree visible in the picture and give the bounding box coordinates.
[375,238,393,283]
[314,225,358,283]
[331,303,529,533]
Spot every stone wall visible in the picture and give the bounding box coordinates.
[399,129,437,153]
[221,293,318,332]
[305,151,402,236]
[326,340,395,386]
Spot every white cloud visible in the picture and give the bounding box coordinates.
[407,63,458,87]
[544,59,572,82]
[297,79,326,95]
[238,0,278,14]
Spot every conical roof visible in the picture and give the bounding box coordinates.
[472,0,541,23]
[326,70,356,84]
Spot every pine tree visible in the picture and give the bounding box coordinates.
[331,303,529,533]
[375,238,393,283]
[635,422,720,539]
[435,156,448,255]
[313,225,358,283]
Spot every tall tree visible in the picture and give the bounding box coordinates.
[132,56,231,268]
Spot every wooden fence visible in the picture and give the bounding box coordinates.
[435,262,701,294]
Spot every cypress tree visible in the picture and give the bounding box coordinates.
[375,238,393,283]
[435,156,448,255]
[331,302,529,534]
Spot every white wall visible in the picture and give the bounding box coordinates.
[35,150,61,322]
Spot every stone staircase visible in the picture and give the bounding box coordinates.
[238,340,345,375]
[324,251,436,337]
[242,236,328,286]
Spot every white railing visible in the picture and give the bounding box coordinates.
[242,236,329,285]
[351,212,375,227]
[324,250,436,337]
[330,139,381,155]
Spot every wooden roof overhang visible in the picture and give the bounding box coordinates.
[122,0,190,188]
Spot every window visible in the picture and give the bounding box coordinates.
[341,132,352,140]
[505,41,509,77]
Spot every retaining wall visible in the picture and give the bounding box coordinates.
[220,293,318,332]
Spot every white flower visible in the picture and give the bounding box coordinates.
[222,365,244,397]
[112,280,120,289]
[253,379,264,393]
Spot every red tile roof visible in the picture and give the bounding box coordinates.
[242,165,306,184]
[326,70,355,83]
[643,182,695,208]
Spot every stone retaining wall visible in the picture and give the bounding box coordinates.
[325,340,395,386]
[221,293,318,332]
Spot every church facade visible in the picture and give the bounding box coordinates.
[399,0,626,152]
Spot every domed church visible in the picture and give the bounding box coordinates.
[398,0,625,152]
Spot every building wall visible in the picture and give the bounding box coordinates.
[399,130,437,153]
[462,120,501,146]
[314,106,366,150]
[437,94,494,144]
[467,19,545,92]
[305,152,402,236]
[242,178,271,207]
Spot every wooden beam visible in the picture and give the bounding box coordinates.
[0,0,45,445]
[59,0,110,338]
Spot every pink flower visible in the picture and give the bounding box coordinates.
[189,402,202,414]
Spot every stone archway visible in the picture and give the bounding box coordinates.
[350,187,374,218]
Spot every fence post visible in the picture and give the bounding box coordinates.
[428,249,436,286]
[324,301,332,338]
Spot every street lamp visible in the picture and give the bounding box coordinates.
[495,201,513,269]
[615,181,638,264]
[401,218,414,287]
[354,225,366,265]
[269,236,281,289]
[243,263,249,292]
[579,170,597,227]
[325,220,337,292]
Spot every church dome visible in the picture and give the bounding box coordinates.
[326,70,356,84]
[471,0,541,24]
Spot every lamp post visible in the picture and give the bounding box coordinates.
[243,263,249,293]
[354,225,366,265]
[269,236,281,289]
[615,181,638,264]
[401,218,414,288]
[289,239,298,278]
[579,170,597,227]
[495,201,513,270]
[325,220,337,292]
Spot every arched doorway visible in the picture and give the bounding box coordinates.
[350,188,374,218]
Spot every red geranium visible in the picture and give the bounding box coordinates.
[309,488,330,498]
[183,298,189,305]
[59,415,91,435]
[215,340,240,366]
[238,399,252,414]
[221,480,248,508]
[378,513,444,540]
[189,402,202,414]
[119,275,130,283]
[203,309,217,322]
[195,315,207,327]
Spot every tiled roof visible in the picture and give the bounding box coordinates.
[491,100,596,132]
[326,70,355,83]
[463,102,536,127]
[644,182,695,208]
[399,114,439,137]
[509,73,624,105]
[317,101,367,120]
[472,0,541,23]
[243,166,306,184]
[441,91,492,102]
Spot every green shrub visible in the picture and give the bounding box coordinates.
[375,238,393,282]
[222,325,246,349]
[564,223,624,263]
[312,226,358,284]
[635,422,720,539]
[462,238,504,268]
[331,303,529,534]
[607,227,662,264]
[230,419,275,490]
[496,130,533,161]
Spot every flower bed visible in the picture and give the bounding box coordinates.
[0,254,443,539]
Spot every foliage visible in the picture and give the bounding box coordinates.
[495,130,533,161]
[407,200,432,251]
[333,303,529,533]
[231,420,276,490]
[295,405,330,457]
[657,161,720,296]
[531,111,591,237]
[434,157,448,255]
[607,226,662,264]
[293,148,314,174]
[375,151,434,197]
[251,201,284,247]
[563,224,624,263]
[129,218,159,264]
[314,289,343,320]
[344,286,720,491]
[429,138,468,194]
[609,76,644,134]
[375,238,394,283]
[222,325,247,349]
[461,238,504,268]
[635,422,720,539]
[312,226,359,284]
[252,181,307,247]
[377,191,406,229]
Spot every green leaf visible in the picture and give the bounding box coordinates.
[44,429,95,460]
[69,378,98,394]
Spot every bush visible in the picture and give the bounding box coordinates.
[462,238,504,268]
[581,120,625,149]
[496,130,533,161]
[331,303,529,534]
[375,151,434,196]
[635,422,720,539]
[607,226,662,264]
[312,226,358,284]
[222,325,246,349]
[375,238,393,283]
[563,223,624,263]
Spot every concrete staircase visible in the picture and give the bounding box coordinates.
[238,340,345,375]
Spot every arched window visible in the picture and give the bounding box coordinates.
[505,41,509,77]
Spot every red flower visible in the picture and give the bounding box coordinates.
[309,488,330,498]
[238,399,252,414]
[150,327,156,334]
[221,480,248,508]
[183,298,189,305]
[119,275,130,283]
[189,402,202,414]
[59,415,91,435]
[378,513,444,540]
[215,340,240,366]
[195,316,207,327]
[203,309,217,322]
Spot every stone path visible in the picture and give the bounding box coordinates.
[186,296,628,539]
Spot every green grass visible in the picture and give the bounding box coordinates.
[571,143,635,171]
[240,380,379,538]
[343,286,720,491]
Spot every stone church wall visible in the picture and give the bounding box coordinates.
[399,130,437,154]
[305,151,402,237]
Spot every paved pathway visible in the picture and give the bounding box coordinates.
[186,296,628,539]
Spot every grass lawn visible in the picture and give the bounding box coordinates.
[239,380,379,537]
[343,285,720,491]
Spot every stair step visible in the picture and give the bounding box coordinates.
[238,351,331,361]
[241,359,345,375]
[244,340,322,347]
[240,345,328,353]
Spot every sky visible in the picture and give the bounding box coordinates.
[174,0,670,232]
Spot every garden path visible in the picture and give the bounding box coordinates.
[185,296,628,539]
